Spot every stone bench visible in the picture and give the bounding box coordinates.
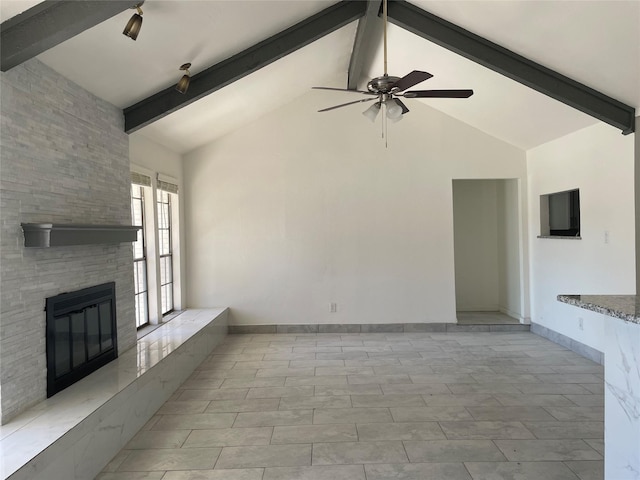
[0,308,228,480]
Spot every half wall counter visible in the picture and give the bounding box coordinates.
[558,294,639,480]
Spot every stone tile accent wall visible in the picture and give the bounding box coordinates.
[0,59,135,423]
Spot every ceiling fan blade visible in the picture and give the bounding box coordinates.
[394,98,410,114]
[391,70,434,92]
[403,89,474,98]
[318,97,378,112]
[312,87,375,95]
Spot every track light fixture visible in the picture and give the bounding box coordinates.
[123,2,144,41]
[175,63,191,94]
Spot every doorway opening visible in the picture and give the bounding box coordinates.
[452,179,523,325]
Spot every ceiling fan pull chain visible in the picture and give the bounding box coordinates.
[384,106,388,148]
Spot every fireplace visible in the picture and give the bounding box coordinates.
[46,282,118,397]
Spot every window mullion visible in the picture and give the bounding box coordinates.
[146,181,162,325]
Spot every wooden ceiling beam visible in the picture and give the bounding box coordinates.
[347,0,382,91]
[387,0,635,134]
[124,1,366,133]
[1,1,132,72]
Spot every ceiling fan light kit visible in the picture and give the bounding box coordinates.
[123,2,144,41]
[385,98,403,120]
[175,63,192,94]
[362,102,381,122]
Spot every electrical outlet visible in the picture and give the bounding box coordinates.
[604,231,610,244]
[578,317,584,330]
[330,303,337,313]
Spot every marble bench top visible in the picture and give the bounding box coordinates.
[558,294,640,325]
[0,308,228,479]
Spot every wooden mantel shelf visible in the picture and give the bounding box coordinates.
[21,223,141,248]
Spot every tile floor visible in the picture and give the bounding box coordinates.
[98,331,604,480]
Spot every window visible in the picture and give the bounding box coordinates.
[540,189,580,237]
[131,183,149,328]
[131,170,181,329]
[157,189,174,315]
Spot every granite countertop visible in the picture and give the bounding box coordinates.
[558,294,640,325]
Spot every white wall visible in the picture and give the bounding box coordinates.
[527,122,635,352]
[130,134,184,180]
[184,91,526,325]
[129,134,186,311]
[497,179,523,318]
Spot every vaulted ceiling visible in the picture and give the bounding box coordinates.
[1,0,638,154]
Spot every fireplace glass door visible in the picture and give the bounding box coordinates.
[46,282,118,397]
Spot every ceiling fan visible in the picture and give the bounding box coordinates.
[313,0,473,123]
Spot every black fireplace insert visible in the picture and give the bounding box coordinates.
[46,282,118,397]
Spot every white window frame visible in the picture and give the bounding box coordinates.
[130,166,183,330]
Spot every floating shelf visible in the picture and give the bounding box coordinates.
[21,223,141,248]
